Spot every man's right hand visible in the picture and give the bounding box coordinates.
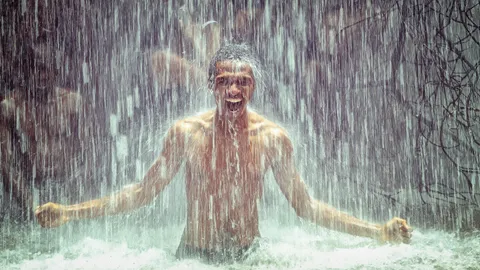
[35,202,70,228]
[379,217,412,244]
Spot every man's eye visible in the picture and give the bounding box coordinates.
[238,78,248,86]
[217,78,226,85]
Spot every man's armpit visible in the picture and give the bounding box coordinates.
[268,128,293,160]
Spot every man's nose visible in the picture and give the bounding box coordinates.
[227,84,241,97]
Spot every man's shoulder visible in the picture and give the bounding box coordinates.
[263,124,290,145]
[172,110,215,133]
[249,111,287,134]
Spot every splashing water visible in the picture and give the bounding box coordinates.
[1,216,479,270]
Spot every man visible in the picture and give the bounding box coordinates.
[35,44,412,263]
[0,39,106,218]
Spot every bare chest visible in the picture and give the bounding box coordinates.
[185,134,270,201]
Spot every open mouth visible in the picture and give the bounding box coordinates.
[225,98,244,112]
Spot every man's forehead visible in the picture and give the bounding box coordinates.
[215,61,253,75]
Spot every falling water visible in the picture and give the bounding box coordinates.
[1,0,479,269]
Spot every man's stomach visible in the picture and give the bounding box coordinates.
[184,210,260,250]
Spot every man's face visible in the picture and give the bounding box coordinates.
[213,61,255,119]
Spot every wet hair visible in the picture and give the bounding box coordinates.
[207,43,264,91]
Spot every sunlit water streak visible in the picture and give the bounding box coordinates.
[1,215,479,270]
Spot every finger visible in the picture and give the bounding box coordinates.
[35,204,46,214]
[37,217,48,228]
[39,216,54,228]
[37,212,48,223]
[397,219,412,232]
[400,225,413,233]
[393,232,404,244]
[396,218,407,226]
[402,236,411,244]
[400,228,412,244]
[400,229,411,239]
[400,224,413,233]
[35,210,45,220]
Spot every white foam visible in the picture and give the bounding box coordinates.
[2,221,478,270]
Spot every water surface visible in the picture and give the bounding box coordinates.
[1,214,478,270]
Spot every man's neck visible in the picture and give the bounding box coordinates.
[214,109,249,138]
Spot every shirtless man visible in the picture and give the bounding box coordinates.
[35,44,412,262]
[1,40,104,217]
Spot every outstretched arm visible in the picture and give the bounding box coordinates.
[269,129,411,243]
[35,121,189,227]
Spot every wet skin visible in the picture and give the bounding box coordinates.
[35,61,412,251]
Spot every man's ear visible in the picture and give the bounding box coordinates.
[208,79,214,90]
[207,73,216,90]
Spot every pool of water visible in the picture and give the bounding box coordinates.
[1,215,479,270]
